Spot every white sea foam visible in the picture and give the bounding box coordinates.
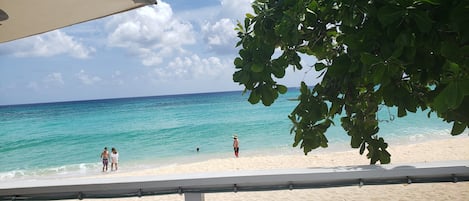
[0,162,103,182]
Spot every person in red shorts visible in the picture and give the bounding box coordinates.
[233,134,239,158]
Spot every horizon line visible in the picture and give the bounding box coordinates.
[0,87,301,107]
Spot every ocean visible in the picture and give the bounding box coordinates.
[0,88,457,181]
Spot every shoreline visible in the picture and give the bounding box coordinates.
[58,136,469,201]
[2,135,468,183]
[2,136,466,201]
[91,136,469,178]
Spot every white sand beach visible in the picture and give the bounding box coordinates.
[73,137,469,201]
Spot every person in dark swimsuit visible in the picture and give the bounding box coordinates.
[233,134,239,158]
[101,147,109,172]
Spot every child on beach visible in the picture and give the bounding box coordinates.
[100,147,109,172]
[110,147,119,171]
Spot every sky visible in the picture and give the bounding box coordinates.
[0,0,319,105]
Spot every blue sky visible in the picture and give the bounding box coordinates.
[0,0,319,105]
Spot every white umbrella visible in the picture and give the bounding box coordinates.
[0,0,157,43]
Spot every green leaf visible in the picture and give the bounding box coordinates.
[460,79,469,95]
[251,63,264,72]
[392,46,404,58]
[233,71,249,84]
[329,101,341,116]
[395,32,412,48]
[234,57,243,67]
[300,82,309,94]
[320,133,329,148]
[277,84,288,94]
[441,42,459,60]
[244,17,250,31]
[460,46,469,57]
[359,142,366,155]
[350,135,362,148]
[260,87,275,106]
[373,64,386,84]
[433,88,449,113]
[380,150,391,164]
[235,21,244,33]
[246,13,255,19]
[377,5,405,26]
[360,53,381,65]
[258,44,275,58]
[398,106,407,117]
[248,90,261,104]
[272,63,286,78]
[308,1,319,11]
[368,145,379,164]
[445,82,464,109]
[451,121,466,135]
[314,63,327,71]
[298,46,314,55]
[412,10,433,33]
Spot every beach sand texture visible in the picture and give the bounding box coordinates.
[69,137,469,201]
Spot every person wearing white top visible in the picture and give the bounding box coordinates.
[110,147,119,171]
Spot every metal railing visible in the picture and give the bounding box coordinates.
[1,160,468,201]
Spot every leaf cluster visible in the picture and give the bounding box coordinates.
[234,0,469,164]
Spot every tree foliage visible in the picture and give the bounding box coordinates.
[233,0,469,164]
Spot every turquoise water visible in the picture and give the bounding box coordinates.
[0,89,458,181]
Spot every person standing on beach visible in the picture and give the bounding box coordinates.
[100,147,109,172]
[233,134,239,157]
[110,147,119,171]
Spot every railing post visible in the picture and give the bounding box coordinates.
[184,192,205,201]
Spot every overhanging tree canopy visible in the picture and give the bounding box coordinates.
[233,0,469,164]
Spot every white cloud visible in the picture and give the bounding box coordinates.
[219,0,254,20]
[76,70,102,85]
[153,54,232,79]
[202,18,238,54]
[107,2,195,66]
[176,0,252,55]
[0,30,95,59]
[177,0,253,23]
[140,50,164,66]
[44,73,65,87]
[23,73,65,91]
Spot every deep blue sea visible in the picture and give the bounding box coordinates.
[0,89,458,181]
